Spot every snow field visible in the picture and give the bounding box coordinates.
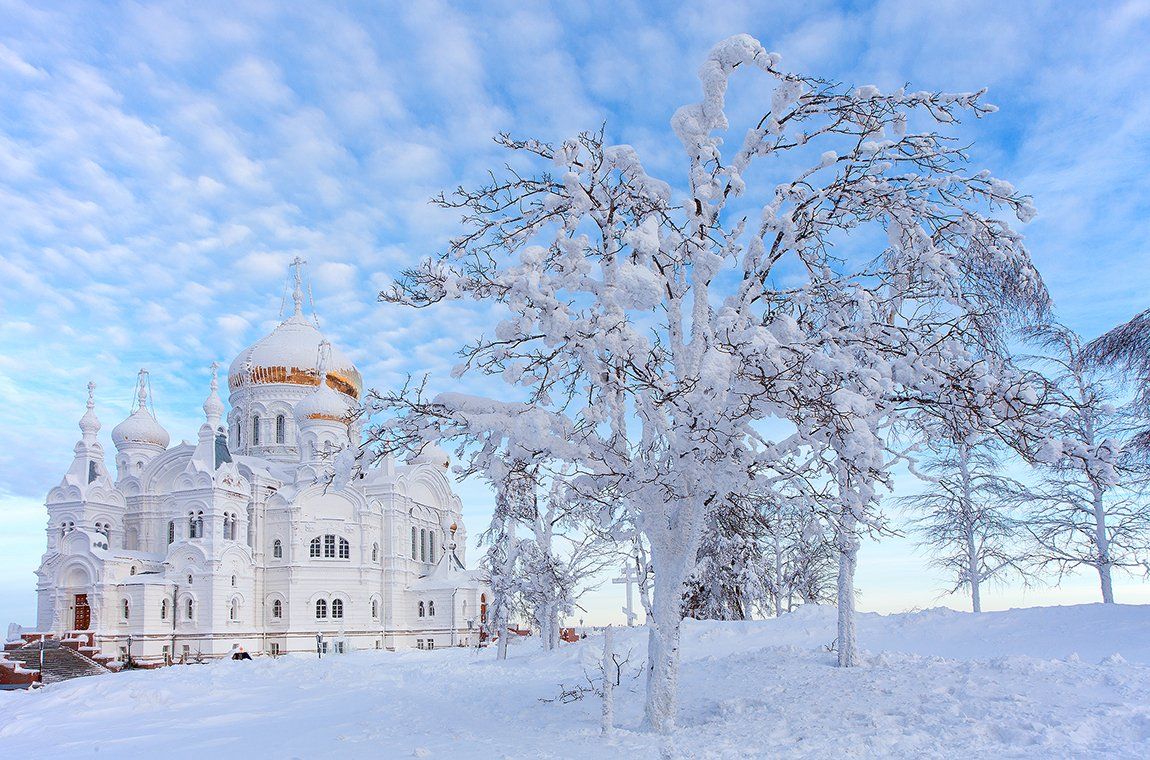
[1,603,1148,759]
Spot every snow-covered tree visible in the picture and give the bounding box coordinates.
[372,35,1048,730]
[681,495,764,620]
[479,477,520,660]
[762,492,838,616]
[1015,325,1150,603]
[511,478,616,650]
[901,436,1026,612]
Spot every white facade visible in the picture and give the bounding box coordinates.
[32,270,487,664]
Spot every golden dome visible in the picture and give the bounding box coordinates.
[228,313,362,400]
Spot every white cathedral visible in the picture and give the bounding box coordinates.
[32,264,488,665]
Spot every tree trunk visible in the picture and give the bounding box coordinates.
[1091,481,1115,604]
[836,523,861,668]
[548,603,560,650]
[959,443,982,613]
[601,625,615,737]
[642,546,691,733]
[773,534,784,618]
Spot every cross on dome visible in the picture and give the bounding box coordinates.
[111,368,170,450]
[290,256,307,317]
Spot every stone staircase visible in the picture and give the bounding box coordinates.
[4,636,110,685]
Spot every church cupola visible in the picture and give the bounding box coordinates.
[187,362,234,473]
[226,259,362,463]
[111,369,169,480]
[60,381,111,488]
[294,340,353,468]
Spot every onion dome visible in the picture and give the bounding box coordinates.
[227,259,362,400]
[78,381,100,441]
[294,341,352,424]
[410,443,451,470]
[111,369,170,450]
[203,361,225,426]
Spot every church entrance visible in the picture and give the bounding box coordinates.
[73,594,90,630]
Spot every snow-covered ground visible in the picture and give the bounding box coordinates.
[2,604,1149,759]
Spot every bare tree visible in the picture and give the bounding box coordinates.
[1015,325,1150,602]
[1083,307,1150,456]
[901,436,1027,612]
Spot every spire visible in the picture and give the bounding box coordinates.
[78,381,100,442]
[62,381,109,489]
[203,361,224,428]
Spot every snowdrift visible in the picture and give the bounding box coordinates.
[1,604,1148,759]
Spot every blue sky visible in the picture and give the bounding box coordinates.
[1,0,1149,627]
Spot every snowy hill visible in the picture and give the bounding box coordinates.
[2,604,1148,759]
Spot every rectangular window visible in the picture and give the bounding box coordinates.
[324,534,336,558]
[427,639,434,650]
[270,643,280,656]
[416,639,424,650]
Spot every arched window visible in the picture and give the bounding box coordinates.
[275,414,286,444]
[229,598,238,621]
[187,573,193,585]
[122,599,130,620]
[186,598,194,619]
[189,511,204,539]
[315,599,327,619]
[273,540,283,558]
[332,599,344,619]
[411,527,418,559]
[252,415,261,445]
[310,534,351,559]
[428,600,435,617]
[161,599,168,620]
[420,529,427,562]
[231,575,237,587]
[167,520,175,545]
[371,599,378,618]
[429,532,436,563]
[418,601,425,618]
[272,599,282,619]
[130,566,137,576]
[372,543,378,562]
